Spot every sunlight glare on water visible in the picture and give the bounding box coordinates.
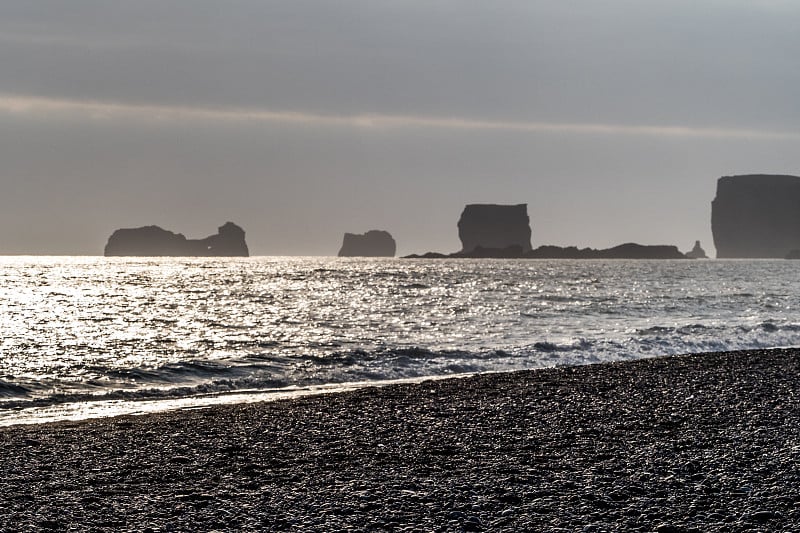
[2,256,800,424]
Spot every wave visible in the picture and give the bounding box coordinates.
[532,339,594,352]
[0,347,520,412]
[4,319,800,419]
[101,360,238,383]
[0,380,31,398]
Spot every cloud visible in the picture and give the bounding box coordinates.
[1,92,799,142]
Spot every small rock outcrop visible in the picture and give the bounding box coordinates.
[338,230,396,257]
[458,204,532,254]
[712,174,800,258]
[685,241,708,259]
[104,222,249,257]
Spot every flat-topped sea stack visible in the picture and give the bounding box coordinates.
[712,174,800,258]
[338,230,396,257]
[104,222,249,257]
[458,204,532,254]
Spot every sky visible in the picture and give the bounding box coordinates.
[1,0,799,256]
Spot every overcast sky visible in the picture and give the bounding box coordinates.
[1,0,799,256]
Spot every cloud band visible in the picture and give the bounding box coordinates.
[1,93,798,141]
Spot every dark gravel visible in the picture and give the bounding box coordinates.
[1,348,800,532]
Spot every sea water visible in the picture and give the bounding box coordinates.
[2,256,799,425]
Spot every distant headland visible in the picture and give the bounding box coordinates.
[104,222,249,257]
[405,243,687,260]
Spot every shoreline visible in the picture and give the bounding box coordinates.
[2,348,799,530]
[0,374,479,428]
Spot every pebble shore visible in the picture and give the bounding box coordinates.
[1,348,799,531]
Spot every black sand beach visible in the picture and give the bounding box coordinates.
[1,349,799,531]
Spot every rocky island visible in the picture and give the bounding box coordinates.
[338,230,396,257]
[405,204,686,259]
[458,204,532,253]
[528,243,686,259]
[104,222,249,257]
[414,243,684,259]
[712,174,800,258]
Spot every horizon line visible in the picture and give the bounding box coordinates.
[1,93,799,141]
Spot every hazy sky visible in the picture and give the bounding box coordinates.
[2,0,799,256]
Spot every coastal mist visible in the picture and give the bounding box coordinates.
[2,256,800,424]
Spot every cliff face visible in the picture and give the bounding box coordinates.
[457,204,532,253]
[104,222,249,257]
[712,175,800,258]
[338,230,396,257]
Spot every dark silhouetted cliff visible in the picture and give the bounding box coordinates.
[104,222,249,257]
[338,230,396,257]
[712,175,800,258]
[458,204,532,253]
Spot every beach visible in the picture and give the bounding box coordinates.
[1,348,799,531]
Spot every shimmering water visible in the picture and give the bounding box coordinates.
[2,256,800,424]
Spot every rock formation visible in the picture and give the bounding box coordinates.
[685,241,708,259]
[338,230,396,257]
[404,202,686,259]
[457,204,532,253]
[524,243,685,259]
[406,243,686,259]
[104,222,249,257]
[592,243,686,259]
[712,174,800,258]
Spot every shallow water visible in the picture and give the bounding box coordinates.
[2,256,799,424]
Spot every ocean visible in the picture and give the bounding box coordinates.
[2,256,799,425]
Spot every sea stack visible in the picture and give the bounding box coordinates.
[104,222,249,257]
[685,241,708,259]
[457,204,532,254]
[711,175,800,258]
[338,230,396,257]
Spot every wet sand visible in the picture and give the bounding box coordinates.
[1,349,799,531]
